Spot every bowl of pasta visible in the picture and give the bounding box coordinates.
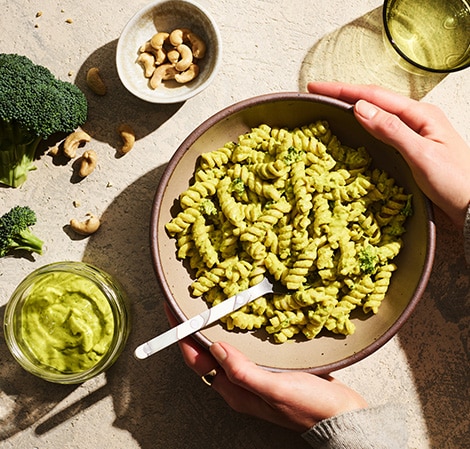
[150,92,435,374]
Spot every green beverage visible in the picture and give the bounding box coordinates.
[383,0,470,72]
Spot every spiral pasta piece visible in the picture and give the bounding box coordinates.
[192,215,218,268]
[217,176,246,227]
[178,178,219,209]
[266,310,307,335]
[325,173,375,202]
[291,160,313,216]
[251,159,289,179]
[229,163,281,201]
[271,326,301,343]
[240,197,292,244]
[358,211,382,244]
[199,144,233,170]
[224,311,267,331]
[175,232,195,259]
[277,222,293,260]
[363,264,396,314]
[165,206,201,235]
[191,266,226,296]
[265,252,289,282]
[272,292,304,311]
[284,240,319,290]
[231,144,266,164]
[303,298,338,339]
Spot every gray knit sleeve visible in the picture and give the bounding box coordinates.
[301,403,407,449]
[464,203,470,265]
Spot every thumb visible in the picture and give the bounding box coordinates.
[353,99,427,166]
[210,342,279,395]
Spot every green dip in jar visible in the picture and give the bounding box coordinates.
[20,271,114,373]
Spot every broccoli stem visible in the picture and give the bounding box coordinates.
[0,120,41,187]
[8,227,43,254]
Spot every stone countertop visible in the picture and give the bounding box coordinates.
[0,1,468,448]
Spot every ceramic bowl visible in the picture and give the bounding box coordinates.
[116,0,222,103]
[4,261,130,384]
[150,93,435,374]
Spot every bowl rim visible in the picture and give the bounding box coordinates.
[150,92,436,373]
[116,0,222,104]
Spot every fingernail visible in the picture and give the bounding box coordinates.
[355,100,378,120]
[210,342,227,363]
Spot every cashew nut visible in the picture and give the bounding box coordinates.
[156,48,168,66]
[118,124,135,155]
[149,63,178,89]
[167,48,180,65]
[78,149,97,177]
[86,67,107,96]
[63,130,91,158]
[48,145,60,156]
[174,44,193,72]
[186,31,206,59]
[137,52,156,78]
[139,40,159,56]
[70,214,101,236]
[169,28,191,46]
[139,40,151,53]
[150,31,169,50]
[175,63,199,83]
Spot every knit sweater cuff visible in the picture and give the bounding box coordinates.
[464,203,470,265]
[301,404,407,449]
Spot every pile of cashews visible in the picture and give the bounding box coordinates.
[137,28,206,89]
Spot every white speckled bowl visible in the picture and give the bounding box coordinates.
[116,0,222,103]
[150,93,436,374]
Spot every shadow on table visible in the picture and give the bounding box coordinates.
[75,39,183,151]
[298,7,446,99]
[396,208,470,449]
[0,306,78,440]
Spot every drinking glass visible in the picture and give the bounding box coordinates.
[383,0,470,72]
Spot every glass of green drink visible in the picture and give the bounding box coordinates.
[383,0,470,72]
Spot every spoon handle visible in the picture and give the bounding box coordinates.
[134,277,274,359]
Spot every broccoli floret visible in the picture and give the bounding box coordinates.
[284,146,302,165]
[401,195,413,217]
[199,199,217,216]
[0,53,88,187]
[230,178,245,195]
[0,206,43,257]
[385,222,406,236]
[359,245,377,275]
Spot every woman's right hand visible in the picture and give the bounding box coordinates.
[164,304,367,433]
[308,82,470,228]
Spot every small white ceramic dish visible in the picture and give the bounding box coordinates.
[116,0,222,103]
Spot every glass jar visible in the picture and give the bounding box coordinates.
[4,261,130,384]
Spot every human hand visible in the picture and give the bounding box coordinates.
[164,304,367,432]
[307,81,470,228]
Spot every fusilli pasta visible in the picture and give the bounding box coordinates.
[165,121,412,342]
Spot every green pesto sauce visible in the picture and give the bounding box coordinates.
[20,271,114,374]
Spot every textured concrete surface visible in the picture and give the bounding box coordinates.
[0,1,469,448]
